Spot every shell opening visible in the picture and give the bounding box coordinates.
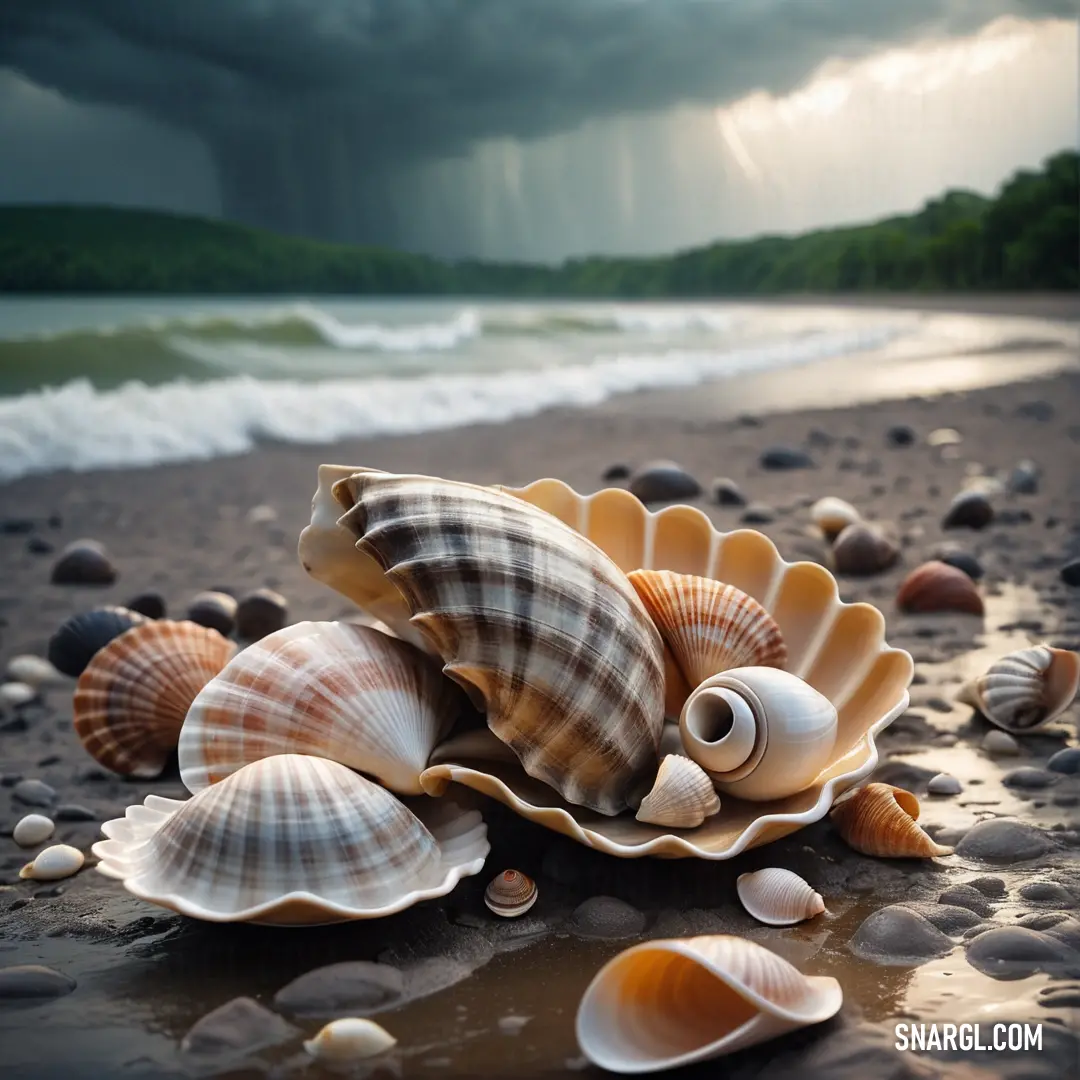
[681,688,758,778]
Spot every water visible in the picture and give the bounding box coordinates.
[0,297,1075,483]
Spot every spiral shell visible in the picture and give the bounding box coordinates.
[47,606,147,678]
[179,621,466,796]
[635,754,721,829]
[957,645,1080,733]
[328,469,666,816]
[896,561,983,615]
[92,754,489,925]
[736,868,825,926]
[832,523,900,577]
[811,496,860,541]
[679,667,838,801]
[627,570,787,716]
[575,935,842,1073]
[484,869,538,917]
[73,621,234,778]
[830,783,953,858]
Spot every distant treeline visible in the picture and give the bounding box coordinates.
[0,150,1076,296]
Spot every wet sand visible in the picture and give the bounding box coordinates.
[2,350,1080,1078]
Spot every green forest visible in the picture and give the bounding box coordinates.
[0,150,1075,297]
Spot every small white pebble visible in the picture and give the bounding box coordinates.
[498,1015,531,1035]
[245,504,277,525]
[5,655,68,689]
[927,773,963,796]
[303,1018,396,1063]
[982,730,1020,757]
[19,844,84,881]
[0,682,36,708]
[12,814,55,848]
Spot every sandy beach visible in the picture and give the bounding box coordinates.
[2,312,1080,1079]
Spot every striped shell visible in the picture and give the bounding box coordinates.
[736,868,825,926]
[179,621,466,796]
[92,754,489,925]
[73,620,234,778]
[327,470,666,817]
[484,869,538,917]
[635,754,720,829]
[830,783,953,858]
[627,570,787,716]
[957,645,1080,732]
[576,935,842,1073]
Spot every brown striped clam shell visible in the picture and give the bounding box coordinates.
[896,561,983,615]
[484,869,538,917]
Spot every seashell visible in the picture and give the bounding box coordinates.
[679,667,838,801]
[736,868,825,926]
[831,523,900,576]
[957,645,1080,733]
[896,561,984,615]
[326,469,666,816]
[47,607,147,678]
[0,682,36,708]
[19,844,84,881]
[484,869,538,917]
[943,490,994,530]
[126,592,166,619]
[93,754,489,925]
[185,591,237,637]
[233,587,288,643]
[982,729,1021,756]
[575,934,842,1072]
[12,814,55,848]
[635,754,720,828]
[811,496,860,541]
[179,621,465,796]
[50,539,116,585]
[830,783,953,858]
[5,654,69,689]
[304,1018,397,1062]
[73,620,234,778]
[627,570,787,717]
[927,427,962,447]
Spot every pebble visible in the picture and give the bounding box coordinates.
[1007,460,1040,494]
[943,491,994,530]
[0,683,36,709]
[740,503,775,525]
[498,1015,531,1035]
[1062,560,1080,588]
[955,819,1053,863]
[569,897,646,940]
[1048,748,1080,774]
[937,885,993,917]
[273,962,404,1018]
[12,779,57,807]
[0,518,34,534]
[234,588,288,643]
[54,804,97,822]
[968,876,1007,898]
[1002,767,1059,790]
[26,536,53,555]
[1019,882,1075,907]
[0,965,76,1001]
[627,461,702,504]
[245,504,279,525]
[927,428,963,447]
[710,477,746,507]
[927,773,962,796]
[6,655,67,689]
[965,927,1074,980]
[181,996,298,1057]
[759,446,814,470]
[849,905,953,961]
[50,539,117,585]
[885,424,916,447]
[935,549,984,581]
[19,844,84,881]
[126,592,166,619]
[902,901,982,934]
[1038,985,1080,1008]
[982,730,1021,757]
[12,814,55,848]
[601,464,631,482]
[185,591,238,637]
[1016,400,1054,421]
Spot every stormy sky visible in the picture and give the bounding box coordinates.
[0,1,1076,260]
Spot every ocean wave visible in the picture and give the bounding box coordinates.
[0,325,899,482]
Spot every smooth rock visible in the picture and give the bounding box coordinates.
[569,897,646,940]
[54,805,97,823]
[50,540,116,586]
[927,428,963,447]
[927,773,962,796]
[968,876,1007,898]
[759,446,814,470]
[601,464,631,482]
[1049,748,1080,775]
[1019,882,1075,907]
[901,901,982,934]
[0,683,35,709]
[1038,985,1080,1008]
[983,730,1021,757]
[0,518,34,534]
[245,504,278,525]
[1008,460,1040,495]
[12,814,55,848]
[849,905,953,962]
[955,819,1053,863]
[966,927,1074,980]
[126,592,166,619]
[710,477,746,507]
[498,1015,531,1035]
[627,462,702,504]
[943,491,994,530]
[1062,560,1080,588]
[185,591,237,637]
[12,779,57,807]
[1003,768,1059,791]
[26,537,53,555]
[937,885,993,917]
[740,503,775,525]
[0,965,76,1001]
[5,655,67,689]
[935,549,984,581]
[273,962,405,1018]
[1016,400,1054,421]
[181,996,298,1056]
[235,588,288,643]
[885,424,916,447]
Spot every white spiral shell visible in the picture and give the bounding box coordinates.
[736,868,825,926]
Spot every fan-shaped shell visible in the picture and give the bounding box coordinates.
[832,523,900,576]
[830,783,952,858]
[575,935,842,1073]
[179,621,466,796]
[635,755,720,829]
[484,869,538,917]
[327,470,666,817]
[627,570,787,716]
[92,754,489,925]
[73,620,234,778]
[736,868,825,926]
[47,606,147,678]
[957,645,1080,732]
[811,496,860,542]
[896,561,983,615]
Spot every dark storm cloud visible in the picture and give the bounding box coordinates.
[0,0,1071,242]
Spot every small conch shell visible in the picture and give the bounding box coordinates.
[575,935,843,1072]
[327,469,666,816]
[736,868,825,926]
[627,570,787,716]
[832,523,900,576]
[957,645,1080,732]
[896,561,984,615]
[484,869,538,917]
[811,496,860,541]
[635,754,721,829]
[93,754,490,924]
[73,620,235,778]
[179,621,466,796]
[679,667,838,801]
[830,783,953,858]
[304,1018,397,1062]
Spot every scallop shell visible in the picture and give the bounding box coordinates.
[830,783,953,858]
[575,935,842,1073]
[484,869,538,917]
[957,645,1080,733]
[831,523,900,576]
[47,606,147,678]
[736,868,825,926]
[179,621,465,796]
[92,754,489,925]
[304,1018,397,1062]
[679,667,838,801]
[73,621,235,778]
[627,570,787,716]
[811,496,860,541]
[896,561,984,615]
[415,477,912,859]
[324,469,666,817]
[635,755,721,829]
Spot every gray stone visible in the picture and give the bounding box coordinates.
[1048,748,1080,774]
[273,961,405,1018]
[181,996,298,1057]
[570,897,646,940]
[937,885,993,917]
[1002,768,1059,790]
[760,446,814,470]
[12,779,57,807]
[1019,882,1075,907]
[0,964,76,1000]
[965,927,1075,980]
[849,905,953,962]
[628,462,702,504]
[710,477,746,507]
[740,503,775,525]
[955,819,1053,863]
